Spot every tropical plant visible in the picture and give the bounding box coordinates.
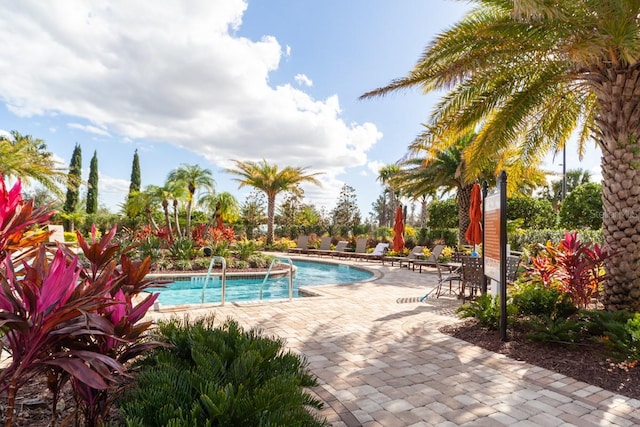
[361,0,640,311]
[226,159,322,245]
[120,316,328,426]
[527,232,613,308]
[199,190,240,229]
[0,178,162,425]
[0,130,68,197]
[167,163,215,238]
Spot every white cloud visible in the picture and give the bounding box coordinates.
[367,160,386,176]
[294,74,313,87]
[0,0,381,210]
[68,123,110,136]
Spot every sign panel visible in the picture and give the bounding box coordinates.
[484,191,501,281]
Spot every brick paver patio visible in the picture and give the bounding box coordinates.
[146,254,640,426]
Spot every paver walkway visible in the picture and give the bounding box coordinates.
[146,255,640,426]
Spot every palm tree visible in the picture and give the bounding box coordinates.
[361,1,640,311]
[0,131,68,197]
[393,132,546,244]
[377,164,401,227]
[167,164,215,238]
[226,159,322,245]
[199,191,240,228]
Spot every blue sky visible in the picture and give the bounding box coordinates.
[0,1,601,218]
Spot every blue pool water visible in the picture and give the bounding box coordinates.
[151,260,373,306]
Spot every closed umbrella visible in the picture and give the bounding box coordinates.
[464,183,482,246]
[393,206,405,252]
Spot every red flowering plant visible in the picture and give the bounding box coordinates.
[526,232,613,308]
[67,225,164,425]
[0,179,53,259]
[0,177,163,426]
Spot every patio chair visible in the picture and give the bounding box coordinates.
[357,242,389,262]
[288,235,309,254]
[327,240,350,257]
[459,256,484,302]
[307,236,333,256]
[413,244,445,272]
[349,237,369,260]
[420,261,462,301]
[384,245,424,268]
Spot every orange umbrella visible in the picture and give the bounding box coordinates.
[393,206,405,252]
[464,183,482,245]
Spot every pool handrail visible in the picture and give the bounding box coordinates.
[202,256,227,305]
[260,257,294,301]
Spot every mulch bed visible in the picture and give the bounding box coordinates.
[440,319,640,400]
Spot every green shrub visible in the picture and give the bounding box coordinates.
[457,294,503,330]
[511,283,577,319]
[428,198,458,229]
[234,239,258,260]
[559,183,603,230]
[169,237,196,261]
[579,310,640,360]
[425,228,458,247]
[507,196,556,229]
[120,316,328,426]
[525,315,581,344]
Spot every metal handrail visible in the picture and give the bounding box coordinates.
[260,257,294,301]
[201,256,227,305]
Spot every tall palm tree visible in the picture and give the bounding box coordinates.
[361,1,640,311]
[377,164,402,227]
[167,164,215,238]
[0,131,68,197]
[226,159,322,245]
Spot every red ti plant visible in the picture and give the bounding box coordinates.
[527,232,613,308]
[70,225,164,426]
[553,232,613,308]
[0,179,53,258]
[0,247,121,426]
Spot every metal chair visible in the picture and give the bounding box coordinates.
[459,256,483,301]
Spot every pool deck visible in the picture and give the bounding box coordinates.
[145,254,640,427]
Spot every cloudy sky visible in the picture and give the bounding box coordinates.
[0,1,601,217]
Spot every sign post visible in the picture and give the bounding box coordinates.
[482,171,508,341]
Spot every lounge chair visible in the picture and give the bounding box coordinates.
[348,237,369,259]
[288,235,309,254]
[357,242,389,262]
[327,240,350,257]
[307,236,333,256]
[384,245,424,268]
[413,244,445,272]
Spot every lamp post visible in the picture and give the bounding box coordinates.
[561,145,567,201]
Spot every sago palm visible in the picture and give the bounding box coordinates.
[362,0,640,311]
[226,159,321,246]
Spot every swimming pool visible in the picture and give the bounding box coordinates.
[150,259,373,306]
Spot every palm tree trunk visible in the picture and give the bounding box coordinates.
[162,201,174,242]
[172,200,182,238]
[592,66,640,311]
[458,184,473,246]
[267,194,276,246]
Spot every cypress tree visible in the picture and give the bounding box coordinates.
[86,150,98,214]
[63,144,82,231]
[129,149,141,196]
